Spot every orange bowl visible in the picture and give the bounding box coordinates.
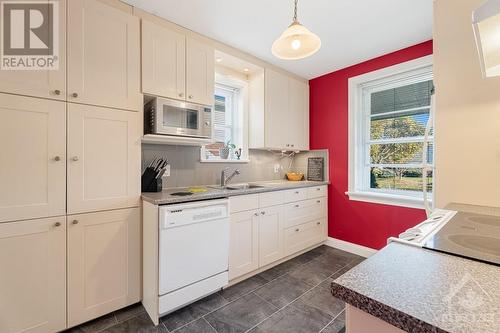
[286,172,304,181]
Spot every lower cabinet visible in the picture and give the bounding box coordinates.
[229,210,260,280]
[259,205,284,267]
[228,186,328,280]
[0,217,67,333]
[284,219,326,257]
[67,208,141,327]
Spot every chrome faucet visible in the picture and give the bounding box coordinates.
[221,167,240,187]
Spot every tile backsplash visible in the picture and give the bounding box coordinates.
[142,144,328,188]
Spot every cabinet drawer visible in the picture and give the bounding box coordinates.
[307,185,327,199]
[284,219,325,256]
[284,197,327,228]
[259,191,284,208]
[283,188,308,203]
[230,194,259,213]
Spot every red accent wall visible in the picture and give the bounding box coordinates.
[309,40,433,250]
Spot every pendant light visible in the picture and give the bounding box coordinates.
[472,0,500,77]
[272,0,321,60]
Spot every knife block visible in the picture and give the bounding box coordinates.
[141,167,163,192]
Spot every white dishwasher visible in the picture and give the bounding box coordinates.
[158,199,229,315]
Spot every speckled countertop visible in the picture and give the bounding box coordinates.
[142,180,329,205]
[331,242,500,333]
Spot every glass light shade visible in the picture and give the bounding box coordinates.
[272,22,321,60]
[473,0,500,77]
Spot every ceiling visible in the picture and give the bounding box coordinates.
[123,0,433,79]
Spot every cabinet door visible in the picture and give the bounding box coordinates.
[186,37,214,106]
[67,208,141,327]
[142,20,186,100]
[67,103,141,214]
[0,0,66,101]
[284,219,324,256]
[229,210,259,280]
[67,0,141,111]
[264,69,289,149]
[0,94,66,223]
[0,217,66,333]
[288,78,309,150]
[259,205,284,266]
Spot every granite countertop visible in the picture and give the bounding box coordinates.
[142,180,329,205]
[331,242,500,333]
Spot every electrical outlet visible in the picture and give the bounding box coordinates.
[274,164,280,173]
[163,164,171,177]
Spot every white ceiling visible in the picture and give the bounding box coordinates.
[123,0,433,79]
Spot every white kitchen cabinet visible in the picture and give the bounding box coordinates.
[284,218,326,257]
[0,0,67,101]
[67,103,141,214]
[229,210,260,280]
[251,69,309,150]
[0,94,66,223]
[264,69,289,149]
[186,37,215,106]
[67,0,141,111]
[141,20,186,100]
[67,208,141,327]
[288,78,310,151]
[259,205,285,267]
[0,216,66,333]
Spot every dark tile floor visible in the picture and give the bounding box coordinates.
[65,245,364,333]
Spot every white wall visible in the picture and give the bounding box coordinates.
[434,0,500,208]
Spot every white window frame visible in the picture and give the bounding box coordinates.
[347,55,433,208]
[200,73,249,163]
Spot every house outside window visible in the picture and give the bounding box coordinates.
[347,56,434,208]
[201,75,248,162]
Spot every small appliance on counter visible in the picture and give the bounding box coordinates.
[142,156,169,192]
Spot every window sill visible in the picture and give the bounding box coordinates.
[345,190,431,209]
[200,159,250,164]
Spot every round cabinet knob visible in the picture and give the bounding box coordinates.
[295,228,300,232]
[205,121,210,126]
[317,222,321,225]
[294,191,299,194]
[53,89,61,95]
[72,220,79,225]
[254,212,259,217]
[261,211,265,215]
[72,156,79,161]
[54,156,61,161]
[286,144,290,147]
[71,92,78,98]
[188,95,193,99]
[291,144,295,147]
[178,93,184,97]
[316,200,321,203]
[54,222,61,227]
[295,204,299,208]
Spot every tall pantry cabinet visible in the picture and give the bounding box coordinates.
[0,1,142,332]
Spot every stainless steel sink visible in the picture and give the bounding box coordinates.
[209,183,265,190]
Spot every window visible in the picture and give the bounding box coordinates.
[201,75,248,162]
[347,56,434,208]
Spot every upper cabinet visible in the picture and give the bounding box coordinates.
[0,0,66,101]
[250,69,310,151]
[67,0,142,111]
[66,103,141,214]
[0,93,66,223]
[141,20,186,100]
[141,20,214,106]
[186,37,215,106]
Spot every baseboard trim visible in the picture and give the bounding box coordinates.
[325,237,378,258]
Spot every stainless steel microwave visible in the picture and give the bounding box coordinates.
[144,97,212,138]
